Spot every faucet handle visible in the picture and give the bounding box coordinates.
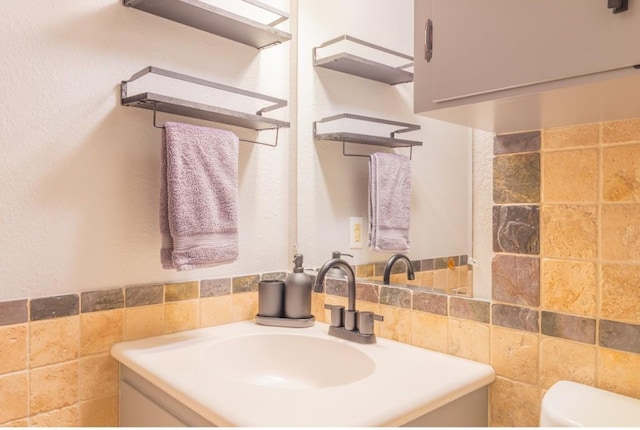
[324,304,345,327]
[358,311,384,335]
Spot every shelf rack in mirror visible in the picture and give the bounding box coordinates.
[122,0,291,49]
[313,35,414,85]
[313,113,422,159]
[121,66,290,147]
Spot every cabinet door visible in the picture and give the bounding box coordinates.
[425,0,640,102]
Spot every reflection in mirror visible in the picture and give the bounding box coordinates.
[295,0,473,297]
[353,256,471,298]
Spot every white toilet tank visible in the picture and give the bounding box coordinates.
[541,380,640,426]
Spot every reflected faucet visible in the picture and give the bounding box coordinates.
[383,254,416,285]
[315,257,383,344]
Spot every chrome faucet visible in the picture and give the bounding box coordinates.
[383,253,416,285]
[315,257,383,344]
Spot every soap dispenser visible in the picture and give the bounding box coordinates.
[284,254,312,319]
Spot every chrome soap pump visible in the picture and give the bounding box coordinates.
[284,254,312,319]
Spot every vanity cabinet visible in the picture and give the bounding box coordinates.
[414,0,640,133]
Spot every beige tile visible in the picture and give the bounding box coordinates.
[542,123,600,150]
[390,273,408,284]
[1,419,28,427]
[200,295,233,328]
[598,348,640,398]
[446,268,460,293]
[602,118,640,144]
[29,406,79,427]
[405,273,422,287]
[378,305,412,344]
[80,309,123,356]
[80,395,119,427]
[433,269,448,291]
[490,377,541,427]
[79,353,119,401]
[311,293,327,324]
[421,271,435,288]
[123,304,164,341]
[29,316,79,368]
[542,149,598,202]
[356,264,374,278]
[541,204,597,259]
[603,144,640,202]
[601,264,640,323]
[0,325,27,375]
[164,300,199,334]
[356,301,379,315]
[231,292,258,322]
[30,361,79,415]
[165,281,199,302]
[541,259,597,317]
[411,311,448,353]
[539,337,595,389]
[0,372,28,425]
[448,318,490,364]
[602,205,640,261]
[491,326,539,384]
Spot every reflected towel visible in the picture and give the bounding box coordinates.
[160,122,239,271]
[368,152,411,252]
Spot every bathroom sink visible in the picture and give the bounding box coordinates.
[202,333,375,389]
[112,321,495,427]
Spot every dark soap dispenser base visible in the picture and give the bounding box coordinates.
[255,314,315,328]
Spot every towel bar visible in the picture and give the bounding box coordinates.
[121,66,289,147]
[151,103,280,147]
[313,113,421,160]
[341,140,414,160]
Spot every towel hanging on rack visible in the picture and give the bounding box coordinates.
[160,122,239,271]
[368,152,411,252]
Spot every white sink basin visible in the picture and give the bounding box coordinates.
[112,321,495,427]
[203,333,375,389]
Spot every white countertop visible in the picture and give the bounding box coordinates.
[111,320,495,427]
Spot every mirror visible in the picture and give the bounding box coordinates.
[294,0,473,296]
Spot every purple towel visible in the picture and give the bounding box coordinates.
[368,152,411,252]
[160,122,239,271]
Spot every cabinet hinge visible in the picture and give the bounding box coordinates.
[425,19,433,62]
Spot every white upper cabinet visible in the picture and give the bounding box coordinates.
[414,0,640,133]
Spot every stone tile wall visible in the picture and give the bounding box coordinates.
[2,118,640,427]
[489,118,640,426]
[0,273,282,427]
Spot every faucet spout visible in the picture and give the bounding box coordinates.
[383,254,415,285]
[315,258,356,311]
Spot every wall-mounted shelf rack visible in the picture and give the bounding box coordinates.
[313,113,421,158]
[122,0,291,49]
[121,66,289,145]
[313,35,414,85]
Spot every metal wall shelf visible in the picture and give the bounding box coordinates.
[313,35,414,85]
[313,114,422,157]
[121,67,289,144]
[122,0,291,49]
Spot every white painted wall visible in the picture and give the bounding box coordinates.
[0,1,292,300]
[0,0,476,301]
[295,0,472,268]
